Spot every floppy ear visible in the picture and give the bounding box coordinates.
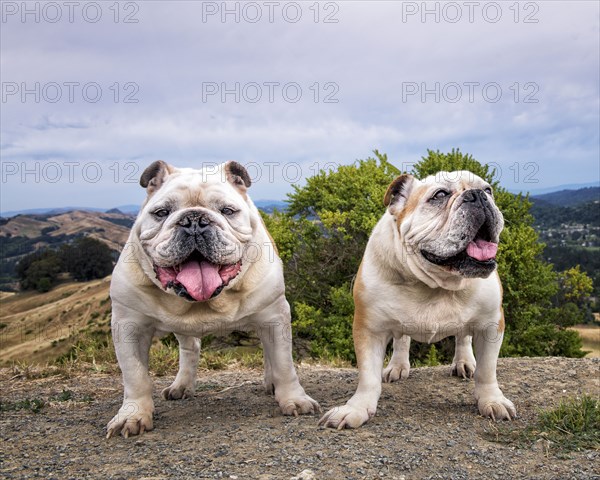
[224,161,251,190]
[384,174,415,213]
[140,160,173,195]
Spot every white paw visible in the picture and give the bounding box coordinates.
[382,363,410,382]
[318,404,372,429]
[162,382,195,400]
[278,392,320,416]
[476,390,516,421]
[106,400,154,438]
[451,359,476,379]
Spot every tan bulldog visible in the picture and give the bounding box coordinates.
[320,171,515,429]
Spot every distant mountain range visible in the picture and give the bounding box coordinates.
[2,181,598,218]
[529,187,599,207]
[511,181,600,196]
[0,205,140,218]
[0,201,289,218]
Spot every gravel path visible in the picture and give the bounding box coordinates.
[1,357,599,479]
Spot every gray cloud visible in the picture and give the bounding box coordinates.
[1,0,598,211]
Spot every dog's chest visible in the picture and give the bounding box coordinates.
[144,296,245,337]
[383,287,478,343]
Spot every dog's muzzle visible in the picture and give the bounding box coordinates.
[420,189,501,278]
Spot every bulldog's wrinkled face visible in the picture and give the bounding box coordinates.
[384,170,504,280]
[135,160,255,302]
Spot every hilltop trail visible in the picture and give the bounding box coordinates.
[1,357,598,479]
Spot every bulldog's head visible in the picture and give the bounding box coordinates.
[134,160,255,302]
[384,170,503,287]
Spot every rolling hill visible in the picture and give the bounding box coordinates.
[531,186,600,208]
[0,210,135,290]
[0,277,111,364]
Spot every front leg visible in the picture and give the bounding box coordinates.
[473,324,516,421]
[255,297,320,416]
[320,322,388,429]
[107,304,156,438]
[162,334,201,400]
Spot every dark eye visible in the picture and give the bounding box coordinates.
[153,209,170,218]
[484,187,493,195]
[221,207,236,216]
[431,189,450,200]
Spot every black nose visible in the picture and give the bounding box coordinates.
[462,189,487,205]
[178,211,211,234]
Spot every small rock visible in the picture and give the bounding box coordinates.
[446,440,457,447]
[290,469,316,480]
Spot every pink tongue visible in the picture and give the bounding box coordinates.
[466,239,498,261]
[176,259,222,301]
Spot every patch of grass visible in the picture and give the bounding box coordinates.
[0,398,46,413]
[10,360,55,380]
[238,350,264,369]
[149,342,179,376]
[54,389,73,402]
[199,348,264,370]
[537,394,600,450]
[56,329,116,372]
[199,349,237,370]
[489,394,600,453]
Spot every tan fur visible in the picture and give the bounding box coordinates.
[496,271,505,333]
[352,261,367,329]
[395,184,425,226]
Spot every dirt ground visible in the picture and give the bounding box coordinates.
[1,357,599,480]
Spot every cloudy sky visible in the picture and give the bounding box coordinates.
[1,1,599,213]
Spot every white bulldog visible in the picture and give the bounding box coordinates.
[107,161,319,438]
[320,171,516,429]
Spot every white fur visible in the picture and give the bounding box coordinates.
[106,163,318,438]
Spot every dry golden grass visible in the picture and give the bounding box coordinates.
[0,278,112,364]
[570,324,600,358]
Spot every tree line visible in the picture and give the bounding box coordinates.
[16,236,114,292]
